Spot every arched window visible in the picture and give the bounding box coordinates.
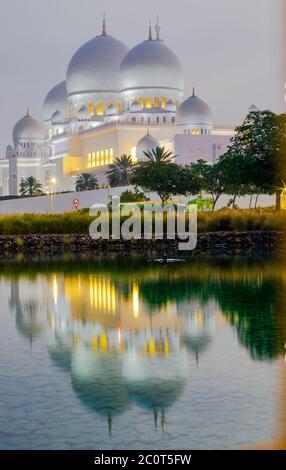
[162,97,167,108]
[96,102,104,115]
[89,103,94,115]
[109,148,114,164]
[145,97,152,108]
[153,97,160,108]
[163,116,166,124]
[156,117,160,124]
[147,117,151,124]
[96,151,100,166]
[101,150,104,165]
[115,101,122,112]
[141,117,144,124]
[138,97,144,108]
[105,149,109,165]
[171,117,175,124]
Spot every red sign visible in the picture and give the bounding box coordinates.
[73,198,79,210]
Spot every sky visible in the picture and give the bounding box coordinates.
[0,0,284,154]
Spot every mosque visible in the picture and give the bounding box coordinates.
[0,16,235,197]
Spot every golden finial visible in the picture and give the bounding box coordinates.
[148,20,152,40]
[102,12,107,35]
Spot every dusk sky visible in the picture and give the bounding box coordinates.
[0,0,284,154]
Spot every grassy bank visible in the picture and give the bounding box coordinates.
[0,210,286,235]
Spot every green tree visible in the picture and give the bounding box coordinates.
[226,110,286,210]
[107,154,134,187]
[143,146,174,163]
[190,160,226,211]
[120,189,149,203]
[132,162,185,204]
[19,176,44,196]
[75,173,98,192]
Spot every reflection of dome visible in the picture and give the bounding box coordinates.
[136,132,159,161]
[47,340,72,372]
[177,90,213,134]
[13,111,47,145]
[71,346,130,417]
[43,81,68,123]
[66,21,128,108]
[122,348,188,410]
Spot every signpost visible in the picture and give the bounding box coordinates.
[73,198,79,211]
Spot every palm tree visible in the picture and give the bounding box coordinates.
[143,146,175,164]
[75,173,98,191]
[19,176,44,196]
[107,154,134,187]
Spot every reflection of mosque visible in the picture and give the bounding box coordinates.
[9,270,217,433]
[8,259,286,441]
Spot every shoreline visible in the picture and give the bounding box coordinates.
[0,231,285,259]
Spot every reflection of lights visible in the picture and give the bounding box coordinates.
[194,308,203,326]
[132,283,139,318]
[53,275,58,306]
[118,327,122,345]
[88,276,116,314]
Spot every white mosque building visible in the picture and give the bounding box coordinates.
[0,17,235,197]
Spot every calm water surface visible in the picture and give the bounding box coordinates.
[0,256,286,450]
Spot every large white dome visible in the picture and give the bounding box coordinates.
[66,30,128,99]
[13,111,47,145]
[136,132,159,161]
[120,28,183,101]
[177,91,213,134]
[43,81,68,123]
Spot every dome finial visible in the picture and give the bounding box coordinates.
[148,20,153,40]
[192,87,196,97]
[155,15,160,40]
[102,12,107,35]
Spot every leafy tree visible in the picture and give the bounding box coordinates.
[75,173,98,192]
[143,146,174,163]
[120,189,149,203]
[190,160,226,211]
[107,154,134,187]
[19,176,44,196]
[226,110,286,210]
[132,162,185,204]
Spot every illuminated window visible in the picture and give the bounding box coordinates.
[101,150,104,165]
[153,97,160,108]
[92,152,96,167]
[109,148,114,164]
[88,153,92,169]
[162,97,167,108]
[192,128,200,135]
[106,101,112,109]
[105,149,109,165]
[138,97,144,108]
[89,103,94,115]
[145,97,152,108]
[96,151,100,166]
[96,102,104,115]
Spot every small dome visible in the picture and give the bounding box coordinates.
[106,104,117,116]
[136,132,159,161]
[120,34,183,94]
[130,100,142,113]
[77,105,90,121]
[13,111,47,145]
[177,91,213,129]
[249,104,259,113]
[164,99,176,112]
[43,81,68,123]
[51,110,64,124]
[66,25,128,98]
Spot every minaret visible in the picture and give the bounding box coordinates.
[155,15,161,40]
[148,20,152,40]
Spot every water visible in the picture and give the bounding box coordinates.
[0,256,285,450]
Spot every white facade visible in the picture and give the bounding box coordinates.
[0,17,235,197]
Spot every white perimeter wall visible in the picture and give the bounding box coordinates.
[0,186,275,215]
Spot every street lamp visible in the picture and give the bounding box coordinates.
[50,177,57,213]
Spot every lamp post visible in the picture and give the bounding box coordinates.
[50,177,56,213]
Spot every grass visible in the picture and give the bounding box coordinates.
[0,210,286,235]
